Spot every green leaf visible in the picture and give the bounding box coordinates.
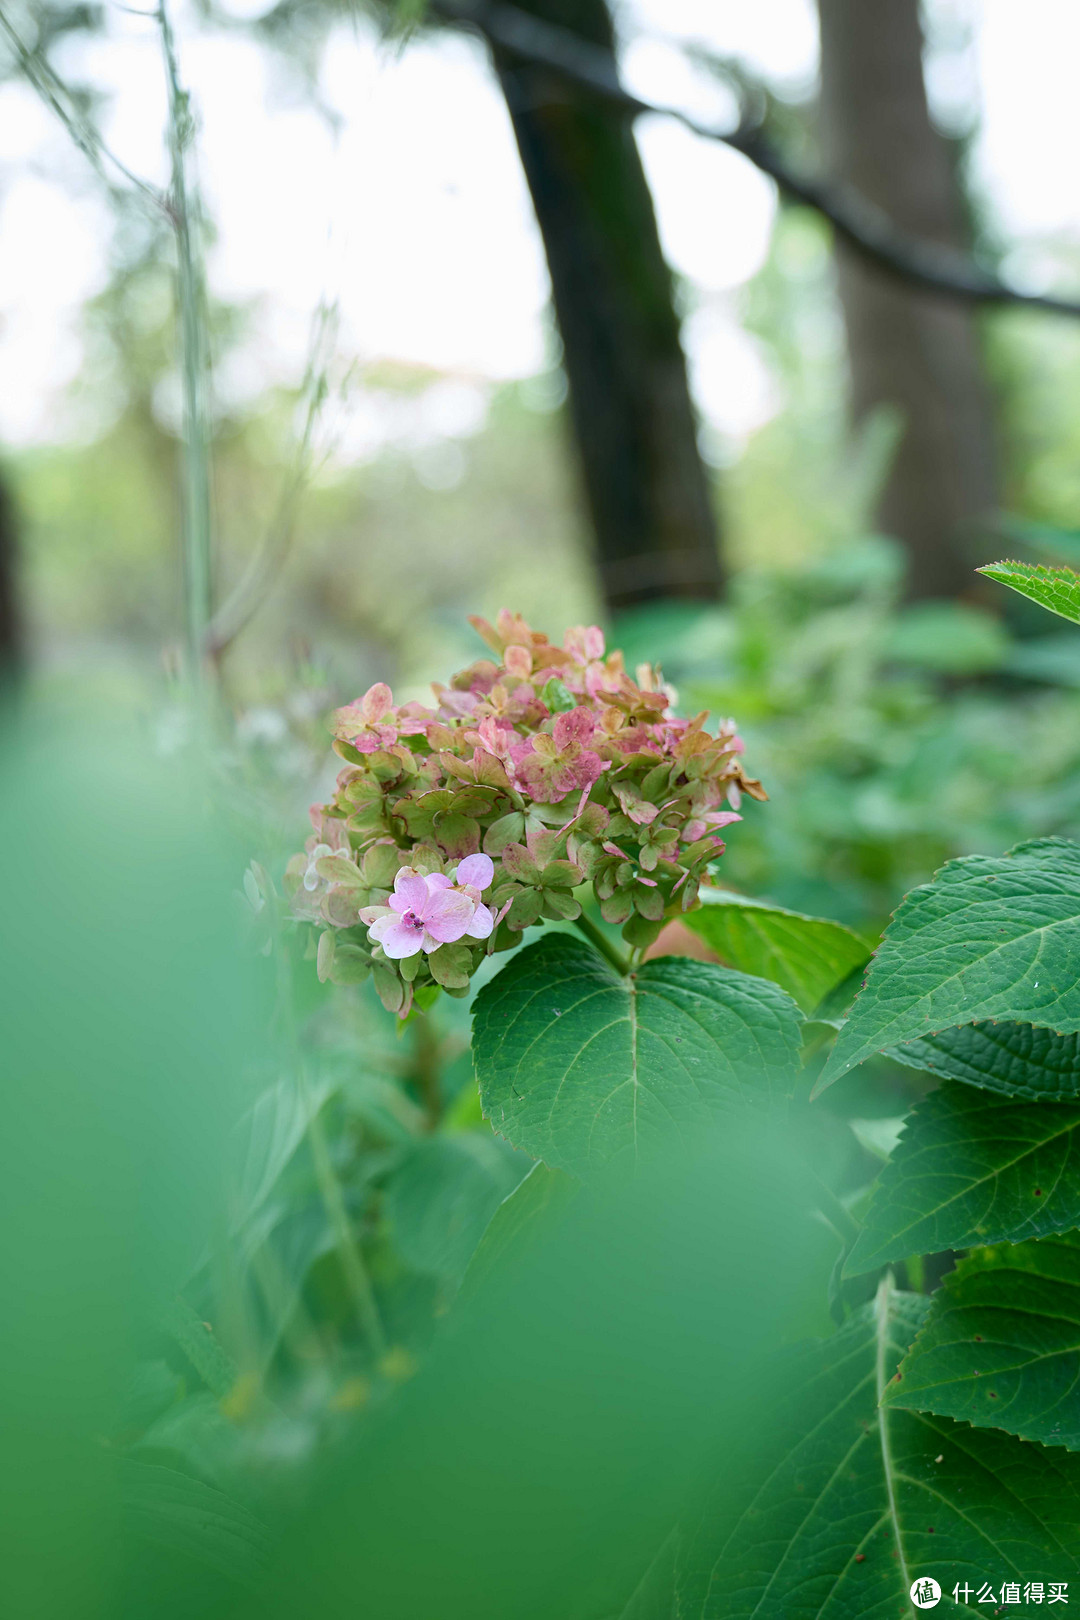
[685,890,870,1015]
[978,559,1080,624]
[384,1134,531,1287]
[131,1392,238,1491]
[541,676,577,713]
[324,942,372,987]
[615,1529,679,1620]
[472,935,802,1176]
[314,853,363,886]
[120,1459,270,1587]
[680,1280,1080,1617]
[818,838,1080,1092]
[887,1234,1080,1450]
[849,1116,905,1162]
[231,1072,332,1230]
[891,1021,1080,1100]
[428,941,473,990]
[460,1161,579,1301]
[119,1360,185,1433]
[159,1295,239,1399]
[845,1084,1080,1276]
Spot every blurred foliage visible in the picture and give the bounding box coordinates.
[13,7,1080,1611]
[617,537,1080,932]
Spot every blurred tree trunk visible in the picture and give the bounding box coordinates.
[817,0,998,599]
[491,0,723,612]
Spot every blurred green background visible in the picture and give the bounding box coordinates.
[7,1,1080,1612]
[8,0,1080,944]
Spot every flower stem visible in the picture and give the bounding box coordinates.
[301,1066,387,1360]
[573,913,631,975]
[271,879,386,1361]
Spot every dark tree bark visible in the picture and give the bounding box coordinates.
[491,0,723,612]
[817,0,998,599]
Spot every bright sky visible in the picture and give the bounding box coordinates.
[1,0,1079,459]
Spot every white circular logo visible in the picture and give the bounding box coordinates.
[910,1578,942,1609]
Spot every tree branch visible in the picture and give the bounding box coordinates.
[434,0,1080,321]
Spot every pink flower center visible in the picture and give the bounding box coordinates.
[401,911,424,931]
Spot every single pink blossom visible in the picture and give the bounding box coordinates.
[467,716,531,773]
[517,706,606,802]
[564,625,605,663]
[504,644,533,679]
[336,682,399,754]
[429,854,496,939]
[360,868,475,959]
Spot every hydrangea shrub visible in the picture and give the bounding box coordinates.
[286,612,762,1015]
[263,577,1080,1611]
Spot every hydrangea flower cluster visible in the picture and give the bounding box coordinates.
[285,613,763,1016]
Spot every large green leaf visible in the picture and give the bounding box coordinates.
[384,1133,530,1287]
[460,1160,579,1301]
[685,890,871,1014]
[231,1072,333,1230]
[614,1531,679,1620]
[818,838,1080,1092]
[472,935,803,1176]
[891,1022,1080,1100]
[679,1280,1080,1618]
[120,1460,270,1586]
[978,559,1080,624]
[887,1235,1080,1450]
[845,1084,1080,1276]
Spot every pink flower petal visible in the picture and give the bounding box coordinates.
[361,682,393,723]
[553,705,595,749]
[393,871,430,913]
[359,904,394,926]
[555,751,605,794]
[465,902,494,940]
[455,853,494,890]
[504,644,532,679]
[378,920,425,959]
[425,872,454,890]
[421,889,475,943]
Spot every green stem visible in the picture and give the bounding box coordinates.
[300,1068,387,1360]
[270,882,386,1361]
[573,912,631,975]
[159,0,213,693]
[412,1013,444,1130]
[812,1171,860,1248]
